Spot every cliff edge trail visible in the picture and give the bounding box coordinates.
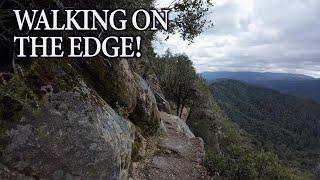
[131,112,212,180]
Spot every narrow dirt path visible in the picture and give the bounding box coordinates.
[131,112,212,180]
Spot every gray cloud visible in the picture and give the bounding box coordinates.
[154,0,320,78]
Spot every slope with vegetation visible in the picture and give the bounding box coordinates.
[154,51,301,179]
[210,79,320,178]
[188,81,300,179]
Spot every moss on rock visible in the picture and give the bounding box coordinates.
[0,95,24,154]
[131,127,147,162]
[77,58,138,113]
[129,73,160,136]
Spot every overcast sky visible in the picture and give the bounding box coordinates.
[154,0,320,78]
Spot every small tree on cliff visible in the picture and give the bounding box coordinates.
[155,50,197,117]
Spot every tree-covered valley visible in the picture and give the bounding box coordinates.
[209,79,320,178]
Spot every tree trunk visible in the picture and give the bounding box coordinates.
[176,104,180,116]
[179,104,185,118]
[186,107,191,120]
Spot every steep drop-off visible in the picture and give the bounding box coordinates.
[210,79,320,178]
[187,79,301,179]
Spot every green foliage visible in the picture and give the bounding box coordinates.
[0,68,40,114]
[186,79,302,179]
[154,50,197,116]
[0,94,24,152]
[206,149,298,180]
[210,79,320,178]
[170,0,214,42]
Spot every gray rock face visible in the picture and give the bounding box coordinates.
[144,74,171,113]
[153,91,171,114]
[0,59,165,179]
[159,112,195,138]
[2,84,132,179]
[81,59,161,136]
[81,58,138,113]
[131,112,211,180]
[0,163,34,180]
[130,74,160,135]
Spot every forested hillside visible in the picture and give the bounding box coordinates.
[252,80,320,103]
[200,71,320,103]
[154,52,301,179]
[210,79,320,178]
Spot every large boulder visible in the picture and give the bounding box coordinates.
[0,58,164,179]
[159,112,195,138]
[0,61,133,179]
[79,58,138,114]
[130,59,171,113]
[1,88,132,179]
[79,59,161,136]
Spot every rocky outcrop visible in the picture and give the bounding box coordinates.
[131,112,212,180]
[153,91,171,113]
[129,74,160,136]
[0,58,166,179]
[159,112,195,138]
[79,59,161,136]
[79,58,138,113]
[130,59,171,113]
[1,79,132,179]
[2,54,218,179]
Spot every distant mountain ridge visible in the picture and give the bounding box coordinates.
[201,71,320,103]
[252,79,320,103]
[201,71,315,81]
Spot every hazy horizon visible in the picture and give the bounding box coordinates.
[199,70,319,79]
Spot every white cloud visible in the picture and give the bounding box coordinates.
[154,0,320,78]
